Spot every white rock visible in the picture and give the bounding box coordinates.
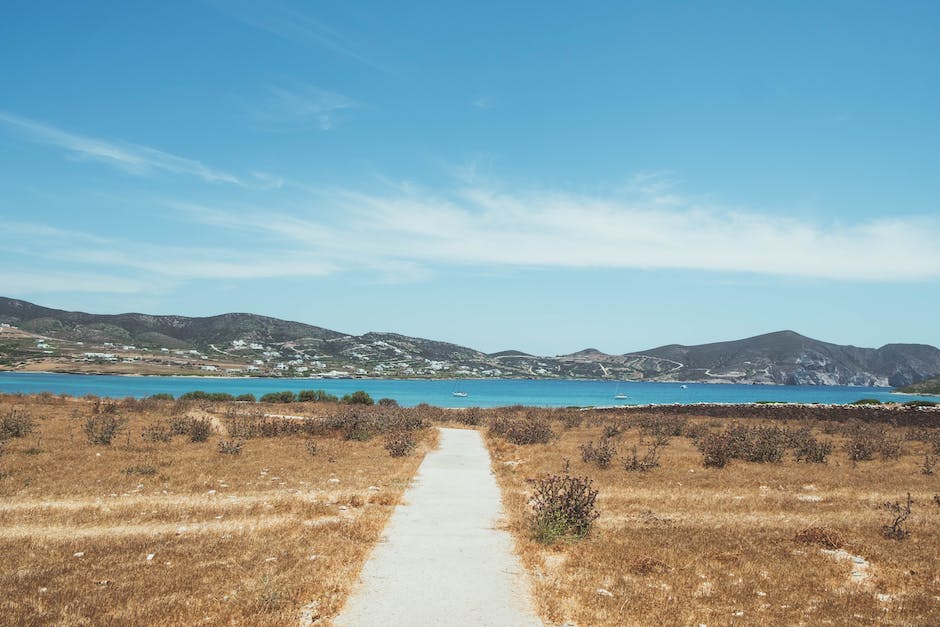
[596,588,614,597]
[328,478,340,484]
[207,489,217,495]
[146,553,155,561]
[73,552,84,558]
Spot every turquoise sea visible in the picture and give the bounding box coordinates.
[0,372,935,407]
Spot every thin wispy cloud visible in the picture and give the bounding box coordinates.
[211,0,381,69]
[176,176,940,283]
[472,95,495,110]
[0,111,244,185]
[0,220,336,287]
[247,84,359,131]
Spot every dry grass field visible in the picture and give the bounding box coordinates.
[0,394,435,626]
[485,406,940,626]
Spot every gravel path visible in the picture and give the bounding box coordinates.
[334,427,541,626]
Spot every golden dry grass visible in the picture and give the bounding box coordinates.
[486,409,940,626]
[0,395,433,625]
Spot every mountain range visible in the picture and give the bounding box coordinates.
[1,296,938,387]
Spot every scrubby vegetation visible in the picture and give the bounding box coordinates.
[0,393,435,625]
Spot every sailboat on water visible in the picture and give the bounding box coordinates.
[451,380,468,397]
[613,381,628,400]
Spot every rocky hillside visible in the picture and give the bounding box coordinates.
[635,330,940,387]
[2,297,938,386]
[897,375,940,395]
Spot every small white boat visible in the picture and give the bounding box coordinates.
[452,391,468,397]
[614,382,628,399]
[680,384,688,389]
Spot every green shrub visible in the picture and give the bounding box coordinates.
[236,393,256,402]
[260,391,297,403]
[179,390,235,402]
[342,390,374,405]
[904,400,937,408]
[147,393,174,401]
[850,398,882,405]
[298,389,338,403]
[530,469,599,543]
[377,397,399,407]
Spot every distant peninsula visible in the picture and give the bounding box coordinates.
[1,296,939,388]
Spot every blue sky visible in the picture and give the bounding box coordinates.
[2,1,938,355]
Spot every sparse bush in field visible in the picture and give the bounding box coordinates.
[623,436,669,472]
[305,439,318,457]
[698,431,733,468]
[169,416,193,436]
[638,414,687,438]
[790,427,834,463]
[298,389,338,403]
[342,390,374,405]
[92,399,118,415]
[147,393,174,401]
[794,526,845,549]
[845,425,902,463]
[728,424,789,463]
[217,439,243,455]
[681,421,710,442]
[0,408,35,439]
[123,465,157,476]
[260,391,297,404]
[236,393,256,402]
[342,413,377,441]
[84,414,127,445]
[189,418,212,442]
[179,391,235,402]
[850,398,882,405]
[934,494,940,508]
[561,411,583,429]
[377,397,399,407]
[602,424,623,439]
[882,493,913,540]
[580,437,617,469]
[141,422,172,443]
[490,416,555,445]
[455,407,484,426]
[530,469,599,543]
[384,431,416,457]
[922,453,936,476]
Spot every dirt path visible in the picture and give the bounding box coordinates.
[333,427,541,626]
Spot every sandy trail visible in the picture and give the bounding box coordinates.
[334,427,541,626]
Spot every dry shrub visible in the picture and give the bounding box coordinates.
[697,431,733,468]
[579,437,616,469]
[790,427,834,463]
[794,526,845,550]
[637,413,687,438]
[602,424,624,439]
[1,408,36,439]
[84,414,126,445]
[845,424,903,462]
[217,439,243,455]
[882,493,913,540]
[141,422,172,443]
[530,467,599,543]
[384,431,416,457]
[455,407,484,426]
[305,439,318,457]
[623,436,669,472]
[490,415,554,445]
[629,556,673,575]
[189,418,212,443]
